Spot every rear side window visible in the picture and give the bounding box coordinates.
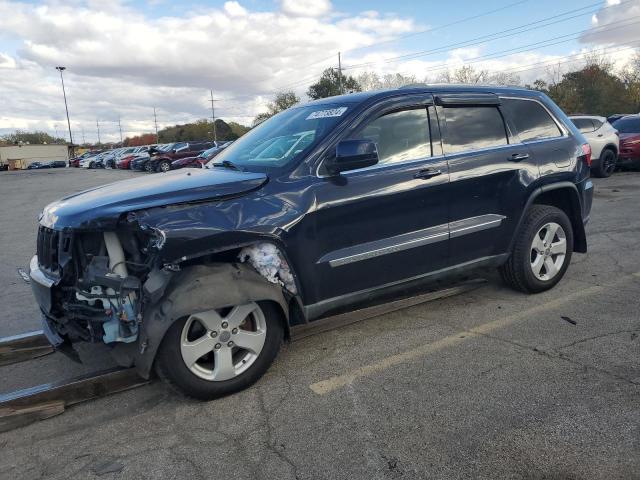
[501,98,562,142]
[570,118,595,133]
[442,106,507,154]
[349,107,432,165]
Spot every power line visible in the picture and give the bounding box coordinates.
[343,0,530,55]
[482,40,640,78]
[268,0,535,94]
[344,0,634,70]
[391,16,640,78]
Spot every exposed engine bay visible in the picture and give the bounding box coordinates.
[40,226,159,345]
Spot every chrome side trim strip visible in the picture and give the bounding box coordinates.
[449,214,506,238]
[319,214,506,268]
[318,223,449,267]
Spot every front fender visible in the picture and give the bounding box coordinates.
[113,262,289,378]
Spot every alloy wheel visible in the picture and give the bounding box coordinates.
[160,162,170,172]
[180,302,267,382]
[530,222,567,281]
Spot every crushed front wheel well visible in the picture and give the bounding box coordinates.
[532,187,587,253]
[127,262,291,378]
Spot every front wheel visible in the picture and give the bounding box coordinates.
[499,205,573,293]
[155,301,284,400]
[158,160,171,172]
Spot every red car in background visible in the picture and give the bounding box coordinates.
[169,143,232,170]
[612,116,640,168]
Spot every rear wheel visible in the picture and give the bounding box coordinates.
[592,148,617,178]
[155,301,284,400]
[500,205,573,293]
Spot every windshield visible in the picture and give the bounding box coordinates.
[612,117,640,133]
[207,103,351,170]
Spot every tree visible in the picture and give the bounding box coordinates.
[307,68,361,100]
[253,90,300,125]
[227,121,251,139]
[0,130,66,145]
[532,64,634,116]
[356,72,419,91]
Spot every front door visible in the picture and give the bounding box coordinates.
[308,95,451,312]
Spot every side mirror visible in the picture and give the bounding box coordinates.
[326,139,379,175]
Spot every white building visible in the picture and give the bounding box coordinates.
[0,144,70,169]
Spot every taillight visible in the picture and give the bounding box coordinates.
[581,143,592,167]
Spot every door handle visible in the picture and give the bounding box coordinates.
[509,153,530,162]
[597,134,604,137]
[414,168,442,180]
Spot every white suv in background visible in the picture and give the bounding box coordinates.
[569,115,619,178]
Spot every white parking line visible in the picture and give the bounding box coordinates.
[309,272,640,395]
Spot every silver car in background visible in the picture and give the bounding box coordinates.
[569,115,620,177]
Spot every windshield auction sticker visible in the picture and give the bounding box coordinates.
[306,107,348,120]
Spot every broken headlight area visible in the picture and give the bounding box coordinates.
[42,227,158,345]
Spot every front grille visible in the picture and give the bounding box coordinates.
[37,226,60,272]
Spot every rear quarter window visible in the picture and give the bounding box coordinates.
[501,98,562,142]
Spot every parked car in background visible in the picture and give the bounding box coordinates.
[27,161,50,169]
[607,114,628,124]
[48,160,67,168]
[29,85,594,399]
[148,141,214,172]
[170,143,232,170]
[70,150,101,168]
[80,151,109,169]
[612,115,640,168]
[132,143,177,171]
[569,115,619,177]
[116,146,149,169]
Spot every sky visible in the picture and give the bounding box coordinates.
[0,0,639,143]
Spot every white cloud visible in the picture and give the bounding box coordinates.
[0,0,418,141]
[280,0,332,18]
[580,0,640,46]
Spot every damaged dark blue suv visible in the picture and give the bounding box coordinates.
[30,85,593,399]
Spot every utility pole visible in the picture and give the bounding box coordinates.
[153,107,159,144]
[118,116,124,146]
[55,66,74,157]
[96,119,101,145]
[209,90,218,142]
[338,52,343,94]
[81,126,86,145]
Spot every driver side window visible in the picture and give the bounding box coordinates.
[348,107,433,165]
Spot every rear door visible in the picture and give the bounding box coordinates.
[310,94,451,306]
[438,93,539,265]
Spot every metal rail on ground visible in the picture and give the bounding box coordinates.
[0,278,486,433]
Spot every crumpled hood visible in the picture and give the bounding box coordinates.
[40,168,268,230]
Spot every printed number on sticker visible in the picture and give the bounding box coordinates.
[306,107,348,120]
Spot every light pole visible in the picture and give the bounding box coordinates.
[56,66,74,161]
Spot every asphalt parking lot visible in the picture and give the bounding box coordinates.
[0,168,639,480]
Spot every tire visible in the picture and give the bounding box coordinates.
[158,160,171,173]
[144,162,153,172]
[155,301,284,400]
[592,148,617,178]
[89,161,95,169]
[499,204,573,294]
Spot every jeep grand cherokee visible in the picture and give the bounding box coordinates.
[30,85,593,399]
